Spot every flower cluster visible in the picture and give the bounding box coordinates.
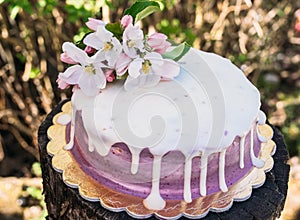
[57,15,180,96]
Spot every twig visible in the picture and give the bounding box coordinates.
[0,124,39,160]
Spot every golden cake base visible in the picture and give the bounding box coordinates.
[47,102,276,219]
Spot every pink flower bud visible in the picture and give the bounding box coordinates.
[105,69,116,82]
[121,15,133,28]
[147,33,171,54]
[60,52,78,64]
[295,22,300,33]
[86,18,105,31]
[84,46,96,54]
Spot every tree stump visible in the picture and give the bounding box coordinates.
[38,100,290,220]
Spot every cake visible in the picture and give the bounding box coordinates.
[47,3,276,219]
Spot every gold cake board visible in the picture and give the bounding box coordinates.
[45,101,277,219]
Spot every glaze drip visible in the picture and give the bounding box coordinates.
[129,147,141,174]
[183,156,193,203]
[200,154,208,196]
[250,127,265,168]
[239,135,246,169]
[219,149,228,192]
[143,155,166,210]
[64,102,76,150]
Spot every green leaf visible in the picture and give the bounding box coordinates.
[135,5,160,23]
[162,43,191,61]
[26,186,43,200]
[163,43,185,59]
[124,0,161,23]
[31,162,42,177]
[105,22,123,40]
[29,67,40,79]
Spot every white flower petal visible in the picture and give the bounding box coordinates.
[145,52,163,65]
[150,64,163,75]
[83,33,104,50]
[96,25,113,42]
[86,18,105,31]
[112,37,122,51]
[78,71,106,96]
[115,53,132,76]
[95,69,107,89]
[60,65,82,78]
[62,42,90,65]
[91,50,106,63]
[127,24,143,40]
[78,74,97,96]
[145,52,162,59]
[161,59,180,79]
[123,45,138,58]
[128,59,142,78]
[106,50,118,67]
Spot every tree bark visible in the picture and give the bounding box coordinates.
[38,100,290,220]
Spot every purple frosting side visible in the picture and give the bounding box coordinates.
[68,111,261,200]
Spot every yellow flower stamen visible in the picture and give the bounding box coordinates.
[84,64,95,74]
[104,42,113,51]
[142,60,151,74]
[127,40,136,48]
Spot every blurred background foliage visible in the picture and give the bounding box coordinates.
[0,0,300,179]
[0,0,299,219]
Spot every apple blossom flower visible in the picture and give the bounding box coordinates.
[58,42,107,96]
[83,25,122,67]
[115,53,132,76]
[147,33,171,54]
[86,18,105,31]
[124,52,180,90]
[122,23,145,58]
[121,15,133,28]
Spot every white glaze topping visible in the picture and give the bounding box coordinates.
[66,49,261,156]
